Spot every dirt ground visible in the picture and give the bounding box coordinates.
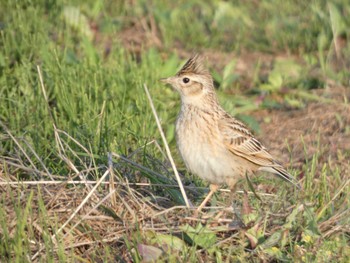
[253,86,350,175]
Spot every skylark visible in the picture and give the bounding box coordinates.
[161,54,300,212]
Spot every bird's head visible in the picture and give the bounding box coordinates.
[161,54,216,105]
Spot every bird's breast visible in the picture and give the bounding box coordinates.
[175,110,233,184]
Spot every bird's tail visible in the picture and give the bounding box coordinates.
[259,166,301,189]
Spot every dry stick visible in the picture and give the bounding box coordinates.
[96,100,106,136]
[143,83,191,208]
[152,205,191,218]
[108,152,117,206]
[54,131,91,187]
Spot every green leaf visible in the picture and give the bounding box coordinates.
[62,6,93,40]
[245,223,265,248]
[181,224,217,249]
[99,205,123,222]
[145,231,186,251]
[222,59,237,90]
[328,2,346,35]
[268,71,283,89]
[284,95,304,108]
[260,84,275,92]
[258,231,282,250]
[213,2,253,28]
[274,59,301,79]
[264,247,283,258]
[161,54,181,76]
[212,70,223,84]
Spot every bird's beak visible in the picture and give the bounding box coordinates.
[159,77,175,85]
[159,78,169,84]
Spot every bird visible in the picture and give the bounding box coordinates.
[161,54,300,212]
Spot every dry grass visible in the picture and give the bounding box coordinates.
[0,160,255,261]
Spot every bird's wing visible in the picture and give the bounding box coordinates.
[218,117,277,167]
[219,116,301,188]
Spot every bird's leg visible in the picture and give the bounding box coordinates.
[229,182,246,228]
[228,179,238,209]
[196,184,219,213]
[229,183,240,216]
[242,190,253,216]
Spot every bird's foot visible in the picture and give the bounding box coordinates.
[193,184,219,217]
[229,200,246,229]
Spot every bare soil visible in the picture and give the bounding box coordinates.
[253,86,350,175]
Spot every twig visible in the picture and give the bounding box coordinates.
[143,83,191,208]
[108,152,117,206]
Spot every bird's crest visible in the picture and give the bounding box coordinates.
[176,54,209,76]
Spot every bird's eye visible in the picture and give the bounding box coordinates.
[183,77,190,84]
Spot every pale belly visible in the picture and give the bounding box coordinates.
[176,117,251,186]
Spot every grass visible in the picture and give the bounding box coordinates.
[0,0,349,261]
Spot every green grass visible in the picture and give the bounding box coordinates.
[0,0,349,261]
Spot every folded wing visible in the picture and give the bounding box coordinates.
[219,117,300,188]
